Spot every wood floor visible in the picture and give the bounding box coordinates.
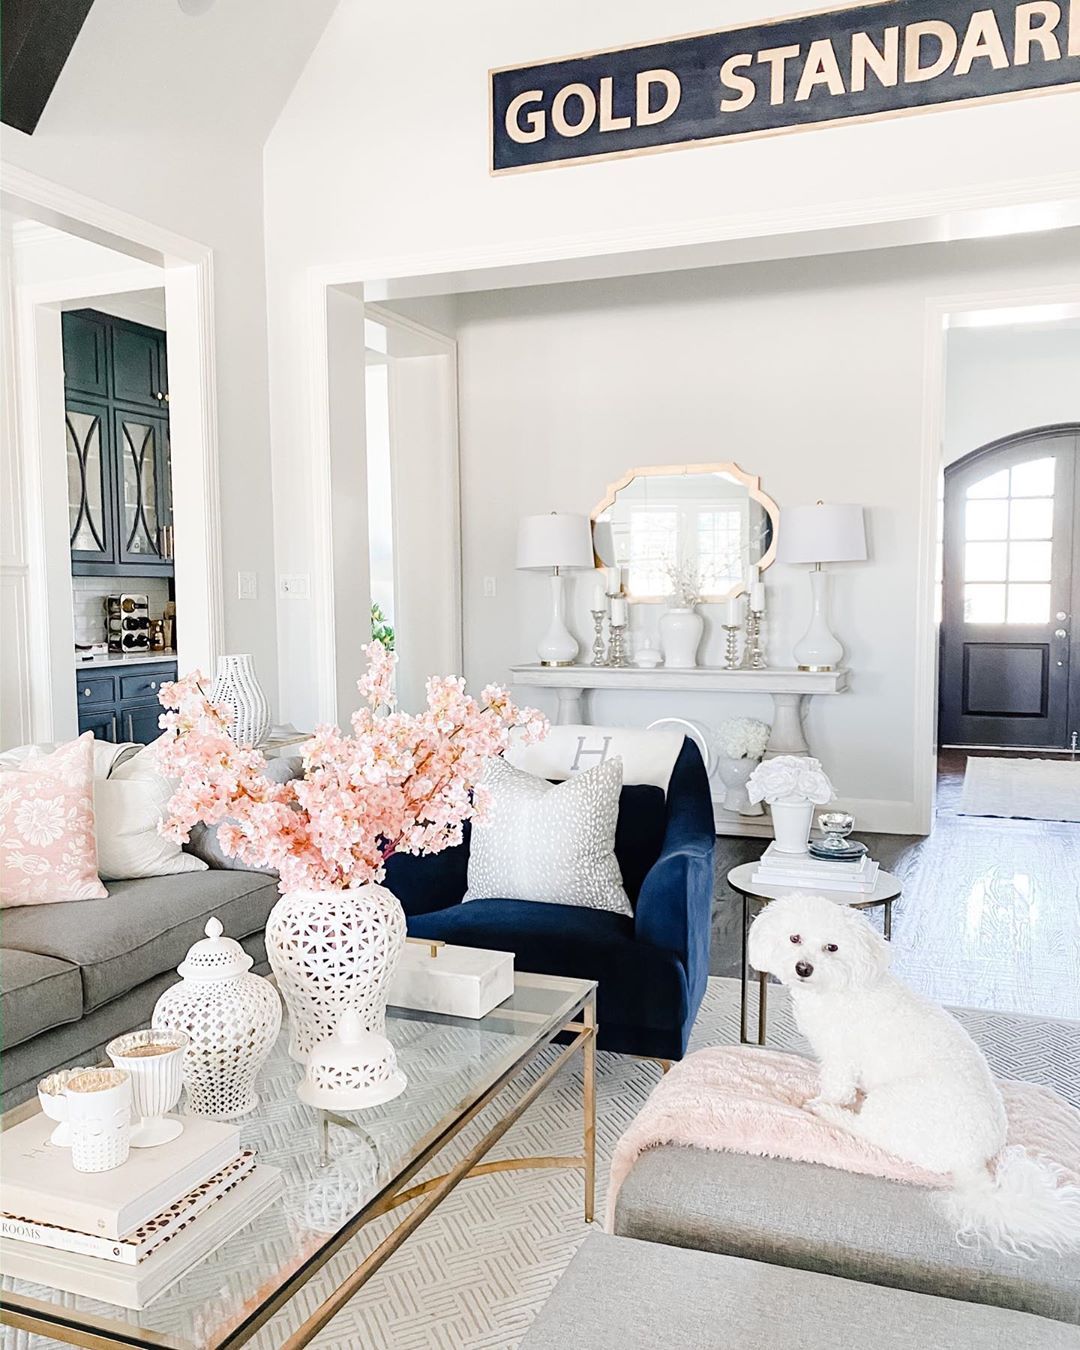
[712,750,1080,1020]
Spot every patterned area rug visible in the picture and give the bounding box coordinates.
[14,978,1079,1350]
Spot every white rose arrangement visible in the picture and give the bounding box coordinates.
[747,755,834,806]
[715,717,771,761]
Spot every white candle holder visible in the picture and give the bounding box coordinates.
[107,1028,189,1147]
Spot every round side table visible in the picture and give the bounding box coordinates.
[726,861,903,1046]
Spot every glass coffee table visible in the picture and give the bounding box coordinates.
[0,972,596,1349]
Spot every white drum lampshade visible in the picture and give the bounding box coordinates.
[517,513,594,666]
[778,503,867,672]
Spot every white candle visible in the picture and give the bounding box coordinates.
[746,564,759,590]
[726,595,742,626]
[592,577,607,611]
[750,581,766,612]
[611,597,627,625]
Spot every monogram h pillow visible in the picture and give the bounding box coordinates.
[464,754,631,915]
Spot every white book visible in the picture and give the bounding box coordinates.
[1,1151,256,1265]
[760,844,875,876]
[0,1113,240,1240]
[0,1165,281,1310]
[754,868,877,894]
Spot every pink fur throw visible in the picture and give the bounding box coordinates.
[607,1047,1080,1226]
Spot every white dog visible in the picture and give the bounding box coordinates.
[748,893,1080,1253]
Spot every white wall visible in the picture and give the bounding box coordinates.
[1,0,335,723]
[388,230,1079,832]
[262,0,1080,734]
[944,322,1080,465]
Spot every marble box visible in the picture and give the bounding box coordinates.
[388,942,514,1020]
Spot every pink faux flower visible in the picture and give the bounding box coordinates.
[155,644,547,891]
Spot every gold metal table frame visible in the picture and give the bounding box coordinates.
[1,990,597,1350]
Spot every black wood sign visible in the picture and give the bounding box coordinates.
[490,0,1079,172]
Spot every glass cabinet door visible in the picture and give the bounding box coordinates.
[114,410,166,565]
[66,400,113,564]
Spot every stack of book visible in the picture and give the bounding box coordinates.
[753,843,879,894]
[0,1112,281,1309]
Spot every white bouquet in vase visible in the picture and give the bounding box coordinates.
[747,755,834,855]
[714,718,771,816]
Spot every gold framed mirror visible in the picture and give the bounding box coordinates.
[591,463,779,602]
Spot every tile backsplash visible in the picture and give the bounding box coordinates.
[72,576,172,646]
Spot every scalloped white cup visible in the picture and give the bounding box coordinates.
[65,1068,133,1173]
[37,1067,93,1147]
[107,1029,189,1147]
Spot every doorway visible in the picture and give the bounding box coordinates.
[939,424,1080,750]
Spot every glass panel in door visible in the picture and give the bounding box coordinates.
[66,403,112,562]
[115,412,162,562]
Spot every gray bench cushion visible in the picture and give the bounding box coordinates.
[521,1234,1074,1350]
[0,950,82,1048]
[1,872,279,1013]
[613,1145,1080,1326]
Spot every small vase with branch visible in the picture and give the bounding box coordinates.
[660,560,705,669]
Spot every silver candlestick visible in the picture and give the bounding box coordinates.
[590,610,608,667]
[722,624,741,670]
[608,623,628,668]
[744,608,767,670]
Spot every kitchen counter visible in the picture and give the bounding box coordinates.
[75,651,178,669]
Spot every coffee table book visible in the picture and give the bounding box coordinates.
[1,1150,256,1264]
[0,1112,239,1239]
[0,1165,281,1310]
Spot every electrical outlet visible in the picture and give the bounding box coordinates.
[279,574,311,599]
[483,576,497,598]
[237,571,257,600]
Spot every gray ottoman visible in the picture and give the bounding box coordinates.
[613,1146,1080,1325]
[520,1233,1077,1349]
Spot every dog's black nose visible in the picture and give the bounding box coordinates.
[795,960,814,979]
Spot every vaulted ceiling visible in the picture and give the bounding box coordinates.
[3,0,337,149]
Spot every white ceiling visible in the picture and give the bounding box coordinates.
[32,0,337,150]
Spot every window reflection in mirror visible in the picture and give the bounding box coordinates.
[592,465,778,602]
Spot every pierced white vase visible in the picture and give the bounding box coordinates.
[659,607,704,669]
[211,653,271,748]
[716,756,765,816]
[153,917,282,1119]
[769,797,816,855]
[265,884,408,1063]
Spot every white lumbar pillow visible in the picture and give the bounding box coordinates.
[507,723,684,791]
[94,745,207,881]
[464,754,631,916]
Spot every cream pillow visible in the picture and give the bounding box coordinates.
[464,755,631,915]
[94,745,207,881]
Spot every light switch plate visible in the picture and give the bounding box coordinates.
[483,576,497,598]
[237,571,257,600]
[279,574,311,599]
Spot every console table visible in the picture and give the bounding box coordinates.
[509,665,848,836]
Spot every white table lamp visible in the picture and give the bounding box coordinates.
[517,513,594,666]
[777,503,867,671]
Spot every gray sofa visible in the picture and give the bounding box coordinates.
[1,868,279,1108]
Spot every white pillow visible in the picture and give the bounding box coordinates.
[95,745,207,881]
[507,723,684,790]
[464,755,631,916]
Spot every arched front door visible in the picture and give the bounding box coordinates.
[940,425,1080,750]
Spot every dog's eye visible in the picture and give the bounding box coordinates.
[824,943,839,953]
[789,935,801,945]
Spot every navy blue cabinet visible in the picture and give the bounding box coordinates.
[76,661,176,745]
[63,311,173,577]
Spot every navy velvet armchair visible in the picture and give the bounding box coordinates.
[385,738,715,1060]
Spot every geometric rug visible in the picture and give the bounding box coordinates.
[14,977,1078,1350]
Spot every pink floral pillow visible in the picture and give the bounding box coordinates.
[0,733,107,907]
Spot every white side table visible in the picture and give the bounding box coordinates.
[726,861,903,1046]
